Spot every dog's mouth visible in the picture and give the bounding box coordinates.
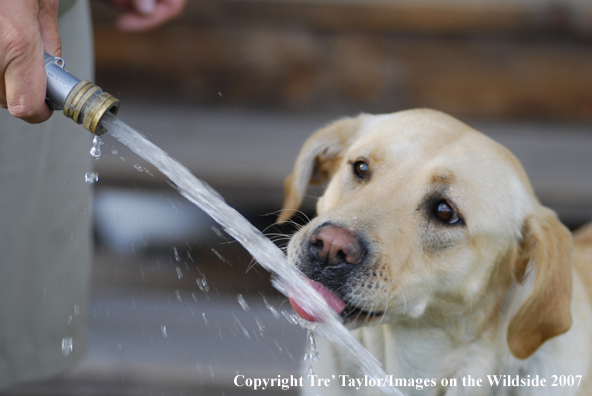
[289,279,384,323]
[341,304,385,322]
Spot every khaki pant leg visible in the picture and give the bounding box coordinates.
[0,0,94,388]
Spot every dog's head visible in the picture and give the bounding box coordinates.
[281,109,573,360]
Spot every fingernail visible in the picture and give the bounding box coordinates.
[135,0,156,15]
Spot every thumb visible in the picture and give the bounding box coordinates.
[38,0,61,57]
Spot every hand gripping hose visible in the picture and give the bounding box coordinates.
[44,53,119,135]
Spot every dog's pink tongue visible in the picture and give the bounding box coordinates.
[289,279,346,322]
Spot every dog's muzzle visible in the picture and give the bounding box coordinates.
[309,224,367,269]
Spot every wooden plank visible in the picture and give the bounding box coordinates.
[93,24,592,121]
[92,0,592,36]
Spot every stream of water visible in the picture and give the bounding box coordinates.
[101,113,405,396]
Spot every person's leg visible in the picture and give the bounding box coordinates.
[0,0,94,388]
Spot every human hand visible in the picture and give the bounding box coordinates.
[107,0,187,32]
[0,0,60,123]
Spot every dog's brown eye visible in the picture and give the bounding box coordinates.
[433,201,460,224]
[353,161,369,179]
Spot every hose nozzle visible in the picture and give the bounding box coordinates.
[44,53,119,135]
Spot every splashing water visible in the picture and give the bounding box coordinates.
[304,327,320,362]
[85,136,102,182]
[90,135,103,159]
[237,293,250,312]
[255,317,266,336]
[61,337,73,356]
[263,296,280,319]
[84,172,99,184]
[100,113,404,396]
[196,276,209,293]
[281,309,298,325]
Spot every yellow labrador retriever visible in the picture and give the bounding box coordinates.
[279,109,592,396]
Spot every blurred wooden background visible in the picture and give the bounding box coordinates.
[92,0,592,121]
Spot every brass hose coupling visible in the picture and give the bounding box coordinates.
[44,53,120,135]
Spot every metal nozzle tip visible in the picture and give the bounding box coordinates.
[63,80,120,135]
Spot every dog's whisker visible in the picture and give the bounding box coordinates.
[377,299,389,326]
[264,209,311,229]
[264,234,292,243]
[246,258,259,273]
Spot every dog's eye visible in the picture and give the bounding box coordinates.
[353,161,369,179]
[433,201,460,224]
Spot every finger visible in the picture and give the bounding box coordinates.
[5,46,52,123]
[133,0,156,15]
[1,1,52,123]
[116,0,186,32]
[38,0,61,57]
[107,0,154,14]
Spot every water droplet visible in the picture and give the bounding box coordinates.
[111,148,118,155]
[211,248,230,265]
[90,136,102,158]
[84,172,98,184]
[262,296,280,319]
[274,340,283,352]
[211,226,224,238]
[174,290,182,302]
[187,251,194,262]
[307,365,315,376]
[234,316,250,339]
[173,246,180,261]
[120,156,125,162]
[196,276,209,293]
[144,169,154,177]
[67,315,73,325]
[161,325,168,338]
[116,341,122,351]
[133,163,144,172]
[255,317,266,336]
[61,337,73,356]
[74,304,79,315]
[282,309,298,325]
[175,266,183,279]
[304,328,320,362]
[202,312,208,325]
[236,294,250,311]
[191,292,198,304]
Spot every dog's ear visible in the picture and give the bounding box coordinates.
[278,116,362,223]
[507,207,573,359]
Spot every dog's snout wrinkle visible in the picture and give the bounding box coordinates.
[310,224,366,267]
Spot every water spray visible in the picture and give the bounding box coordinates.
[43,53,403,396]
[44,53,119,135]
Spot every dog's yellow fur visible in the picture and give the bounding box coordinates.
[281,109,592,396]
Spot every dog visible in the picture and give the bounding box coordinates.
[279,109,592,396]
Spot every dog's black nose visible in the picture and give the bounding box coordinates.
[310,224,366,267]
